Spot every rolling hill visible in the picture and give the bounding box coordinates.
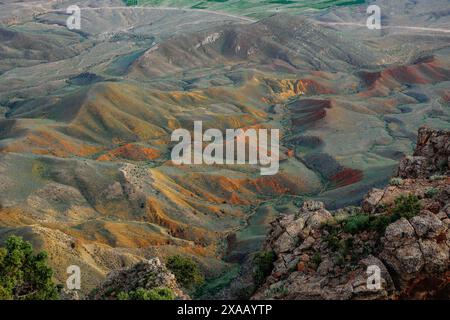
[0,0,449,296]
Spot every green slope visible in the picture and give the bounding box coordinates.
[124,0,366,19]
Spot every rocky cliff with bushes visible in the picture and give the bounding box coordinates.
[252,127,449,300]
[89,258,189,300]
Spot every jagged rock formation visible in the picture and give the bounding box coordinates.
[90,258,189,300]
[397,127,450,179]
[252,127,450,300]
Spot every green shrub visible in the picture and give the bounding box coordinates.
[117,287,174,300]
[430,175,446,181]
[253,251,276,286]
[424,187,439,199]
[310,253,322,270]
[343,214,370,234]
[0,236,59,300]
[368,215,392,234]
[392,194,421,220]
[389,178,403,186]
[166,255,204,290]
[324,233,340,250]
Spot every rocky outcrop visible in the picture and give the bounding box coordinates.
[253,127,450,300]
[397,127,450,178]
[90,258,189,300]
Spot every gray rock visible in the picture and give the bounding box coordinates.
[362,188,384,213]
[410,210,445,238]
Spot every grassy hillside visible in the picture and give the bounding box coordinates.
[124,0,366,18]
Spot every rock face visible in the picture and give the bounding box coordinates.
[253,127,450,300]
[397,127,450,178]
[90,258,189,300]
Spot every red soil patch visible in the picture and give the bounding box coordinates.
[290,99,332,126]
[330,168,363,188]
[300,79,334,95]
[360,57,450,91]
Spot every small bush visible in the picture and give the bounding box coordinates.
[310,253,322,270]
[117,287,174,300]
[424,187,439,199]
[253,251,276,286]
[390,178,403,186]
[343,214,370,234]
[392,194,421,220]
[368,215,392,234]
[324,233,340,251]
[166,255,204,290]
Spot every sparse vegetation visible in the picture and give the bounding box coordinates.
[323,194,421,241]
[390,177,403,186]
[343,214,370,234]
[368,215,392,234]
[430,174,446,181]
[253,251,276,286]
[424,187,439,199]
[324,232,340,251]
[166,255,204,290]
[0,236,59,300]
[194,265,240,299]
[117,287,174,300]
[392,194,422,220]
[265,285,289,298]
[310,253,322,269]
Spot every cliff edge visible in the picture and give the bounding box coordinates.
[252,127,449,299]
